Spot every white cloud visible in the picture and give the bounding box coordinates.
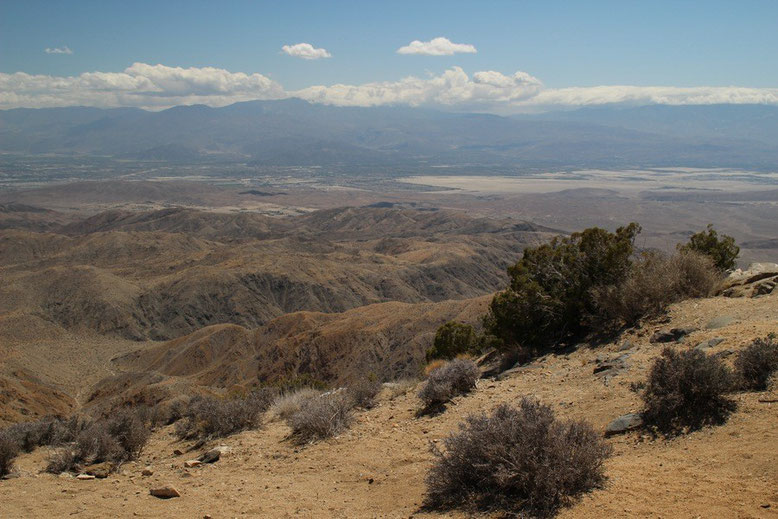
[281,43,331,60]
[397,37,477,56]
[0,63,285,110]
[295,67,541,108]
[44,46,73,55]
[521,85,778,108]
[2,62,778,112]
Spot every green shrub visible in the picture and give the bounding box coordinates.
[485,223,640,352]
[642,347,735,435]
[424,398,611,517]
[418,358,479,409]
[427,322,478,360]
[734,334,778,391]
[678,224,739,271]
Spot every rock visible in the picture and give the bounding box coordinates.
[173,449,183,456]
[722,286,747,298]
[753,279,777,296]
[199,448,221,464]
[618,340,635,352]
[705,316,736,330]
[141,467,153,476]
[84,462,112,479]
[76,474,96,480]
[650,327,696,343]
[150,485,180,499]
[593,353,630,377]
[184,460,202,468]
[695,337,725,351]
[726,263,778,285]
[604,413,643,436]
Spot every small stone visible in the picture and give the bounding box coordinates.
[141,467,153,476]
[695,337,725,351]
[618,340,634,351]
[173,449,183,456]
[84,462,112,479]
[199,448,221,464]
[184,460,202,468]
[604,413,643,436]
[150,485,180,499]
[76,474,96,480]
[650,327,696,343]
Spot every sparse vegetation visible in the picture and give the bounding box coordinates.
[347,377,382,409]
[45,409,149,474]
[592,250,719,325]
[427,321,478,360]
[418,358,479,410]
[269,388,322,421]
[0,431,19,478]
[424,398,611,517]
[288,391,353,444]
[174,389,274,443]
[485,223,641,353]
[734,334,778,391]
[641,347,736,435]
[1,415,84,454]
[678,224,740,271]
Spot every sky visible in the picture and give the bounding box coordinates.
[1,0,777,112]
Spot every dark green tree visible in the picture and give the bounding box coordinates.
[484,223,641,352]
[678,224,739,271]
[427,321,478,360]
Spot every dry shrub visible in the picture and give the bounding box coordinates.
[592,250,719,326]
[45,409,149,474]
[423,359,447,377]
[424,398,611,517]
[175,389,274,443]
[269,388,322,421]
[0,431,18,478]
[348,378,382,409]
[418,358,479,410]
[384,378,419,400]
[642,347,735,435]
[734,335,778,391]
[288,391,353,444]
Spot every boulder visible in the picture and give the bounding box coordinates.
[199,448,222,464]
[695,337,725,351]
[150,485,181,499]
[604,413,643,436]
[753,278,777,296]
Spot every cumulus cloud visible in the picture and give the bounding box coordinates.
[2,62,778,111]
[281,43,332,60]
[44,46,73,55]
[0,63,285,110]
[397,37,477,56]
[295,67,541,109]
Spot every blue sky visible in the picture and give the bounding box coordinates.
[1,0,777,111]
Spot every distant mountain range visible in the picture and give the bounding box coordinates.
[1,100,777,169]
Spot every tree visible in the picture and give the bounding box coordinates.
[484,223,641,353]
[678,224,739,271]
[427,321,478,360]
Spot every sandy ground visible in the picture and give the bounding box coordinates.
[1,293,777,518]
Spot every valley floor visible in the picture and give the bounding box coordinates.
[1,294,777,518]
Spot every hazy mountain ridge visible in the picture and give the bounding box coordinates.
[2,100,778,168]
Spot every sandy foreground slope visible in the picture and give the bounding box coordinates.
[1,293,776,518]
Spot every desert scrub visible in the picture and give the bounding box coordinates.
[288,390,353,444]
[0,430,19,478]
[347,377,382,409]
[269,387,322,421]
[641,347,736,435]
[734,334,778,391]
[175,389,274,443]
[678,224,740,271]
[424,398,611,517]
[45,408,149,474]
[418,358,479,410]
[427,321,478,360]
